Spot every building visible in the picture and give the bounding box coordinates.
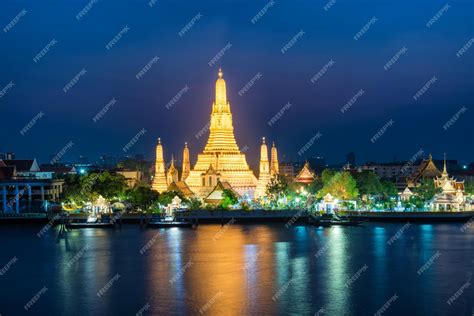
[432,156,469,211]
[279,163,296,180]
[294,162,316,184]
[0,159,64,213]
[152,69,279,201]
[361,162,418,180]
[0,152,15,160]
[116,170,144,188]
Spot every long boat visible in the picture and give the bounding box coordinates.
[307,214,367,227]
[147,215,194,228]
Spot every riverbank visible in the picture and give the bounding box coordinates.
[1,210,473,224]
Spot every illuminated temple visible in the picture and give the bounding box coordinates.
[152,69,278,200]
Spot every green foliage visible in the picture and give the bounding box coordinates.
[464,179,474,195]
[62,171,127,207]
[187,197,203,210]
[381,180,398,197]
[220,189,238,209]
[157,190,185,206]
[307,177,323,194]
[354,171,382,196]
[414,178,440,202]
[126,186,159,211]
[321,169,336,186]
[317,171,359,200]
[93,171,128,200]
[266,175,289,203]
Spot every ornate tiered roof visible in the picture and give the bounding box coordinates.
[294,162,315,184]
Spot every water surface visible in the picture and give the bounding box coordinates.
[0,222,472,315]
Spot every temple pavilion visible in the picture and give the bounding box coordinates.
[432,155,468,211]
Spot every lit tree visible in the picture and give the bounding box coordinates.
[317,171,359,200]
[220,189,239,209]
[266,174,289,206]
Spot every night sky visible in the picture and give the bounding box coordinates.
[1,0,473,166]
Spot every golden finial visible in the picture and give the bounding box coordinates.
[262,136,266,144]
[158,137,161,144]
[218,68,223,78]
[443,152,447,174]
[184,142,188,148]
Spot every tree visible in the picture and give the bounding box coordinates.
[265,174,289,204]
[157,190,185,206]
[220,189,238,209]
[464,179,474,195]
[126,186,159,211]
[317,171,359,200]
[380,180,398,210]
[187,197,203,210]
[414,178,440,202]
[321,169,336,185]
[307,177,323,195]
[93,171,127,200]
[266,175,289,204]
[354,171,382,197]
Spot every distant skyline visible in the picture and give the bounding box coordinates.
[1,0,473,165]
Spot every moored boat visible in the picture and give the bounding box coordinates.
[307,213,367,227]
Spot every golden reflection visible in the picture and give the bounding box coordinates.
[325,226,349,310]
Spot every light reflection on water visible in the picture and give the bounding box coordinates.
[0,223,472,315]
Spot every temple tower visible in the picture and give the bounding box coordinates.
[185,69,258,197]
[181,142,191,181]
[152,138,168,192]
[255,137,271,198]
[270,142,279,176]
[167,155,179,185]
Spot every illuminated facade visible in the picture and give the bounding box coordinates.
[432,155,468,211]
[255,137,270,198]
[153,69,279,200]
[151,138,168,193]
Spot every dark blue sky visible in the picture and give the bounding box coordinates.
[1,0,473,166]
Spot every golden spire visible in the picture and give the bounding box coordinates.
[167,154,179,185]
[182,142,191,181]
[255,137,270,198]
[152,137,167,192]
[442,153,448,176]
[170,154,175,168]
[215,68,227,106]
[260,137,269,163]
[271,141,279,175]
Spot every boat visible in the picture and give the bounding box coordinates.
[66,214,114,228]
[66,222,115,228]
[147,215,194,228]
[307,213,367,227]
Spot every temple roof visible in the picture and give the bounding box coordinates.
[167,181,194,197]
[204,180,239,204]
[410,155,441,183]
[295,162,315,183]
